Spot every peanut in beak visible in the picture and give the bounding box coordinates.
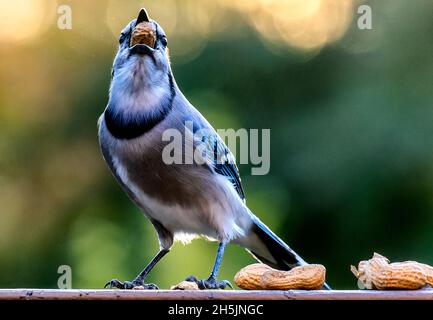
[130,21,156,48]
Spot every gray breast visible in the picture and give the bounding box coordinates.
[99,115,224,215]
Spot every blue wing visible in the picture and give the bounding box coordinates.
[209,134,245,201]
[199,132,246,201]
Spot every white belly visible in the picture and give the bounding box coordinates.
[111,155,252,243]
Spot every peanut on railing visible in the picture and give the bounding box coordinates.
[351,253,433,290]
[234,263,326,290]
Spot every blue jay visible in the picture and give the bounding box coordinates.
[99,8,330,290]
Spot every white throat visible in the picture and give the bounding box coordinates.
[109,57,170,114]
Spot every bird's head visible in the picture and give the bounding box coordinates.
[109,8,173,111]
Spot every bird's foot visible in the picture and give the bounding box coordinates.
[104,278,158,290]
[185,275,233,290]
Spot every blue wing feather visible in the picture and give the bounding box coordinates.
[197,130,245,201]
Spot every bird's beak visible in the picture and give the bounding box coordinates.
[136,8,150,26]
[129,8,155,55]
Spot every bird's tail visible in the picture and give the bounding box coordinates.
[242,217,331,290]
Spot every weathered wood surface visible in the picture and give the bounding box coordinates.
[0,289,433,300]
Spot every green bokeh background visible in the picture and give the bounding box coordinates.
[0,0,432,289]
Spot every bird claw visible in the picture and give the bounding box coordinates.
[220,279,233,289]
[185,275,233,290]
[104,278,158,290]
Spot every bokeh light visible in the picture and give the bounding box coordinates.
[223,0,355,51]
[0,0,55,43]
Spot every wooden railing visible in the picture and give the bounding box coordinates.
[0,289,432,300]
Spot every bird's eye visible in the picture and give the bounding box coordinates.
[160,36,168,47]
[119,33,126,44]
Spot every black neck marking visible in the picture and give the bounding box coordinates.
[105,72,176,140]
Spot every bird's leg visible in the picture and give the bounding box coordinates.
[185,242,233,290]
[105,249,169,290]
